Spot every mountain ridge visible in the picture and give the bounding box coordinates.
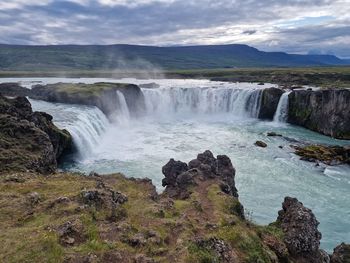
[0,43,348,70]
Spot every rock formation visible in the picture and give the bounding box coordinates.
[293,144,350,165]
[331,243,350,263]
[0,82,31,97]
[288,89,350,139]
[277,197,329,262]
[162,150,239,199]
[258,87,284,120]
[0,94,72,173]
[29,82,146,119]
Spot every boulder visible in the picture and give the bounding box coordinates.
[267,132,282,137]
[331,243,350,263]
[277,197,329,262]
[258,88,284,120]
[162,159,188,187]
[162,150,238,199]
[255,141,267,148]
[288,89,350,139]
[57,219,86,246]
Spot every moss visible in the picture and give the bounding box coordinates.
[187,243,220,263]
[257,223,284,240]
[50,82,132,97]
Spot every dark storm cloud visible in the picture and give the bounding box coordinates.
[242,30,257,35]
[0,0,349,57]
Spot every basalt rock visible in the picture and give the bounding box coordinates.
[80,188,128,209]
[293,144,350,165]
[30,82,146,120]
[331,243,350,263]
[288,89,350,139]
[0,95,72,174]
[194,237,238,262]
[255,140,267,148]
[258,87,284,120]
[57,219,86,246]
[0,83,31,97]
[162,150,238,199]
[277,197,329,262]
[161,159,188,187]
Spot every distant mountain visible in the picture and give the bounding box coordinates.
[0,44,348,70]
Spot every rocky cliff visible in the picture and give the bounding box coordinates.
[0,94,72,173]
[30,82,146,119]
[258,87,284,120]
[288,89,350,139]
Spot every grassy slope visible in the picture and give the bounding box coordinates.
[0,172,284,263]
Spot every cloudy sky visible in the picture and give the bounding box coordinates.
[0,0,349,58]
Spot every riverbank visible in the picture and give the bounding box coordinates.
[0,67,350,88]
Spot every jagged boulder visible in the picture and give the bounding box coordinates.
[277,197,329,262]
[162,159,188,187]
[331,243,350,263]
[0,95,72,174]
[258,87,284,120]
[162,150,238,199]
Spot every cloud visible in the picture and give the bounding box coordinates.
[0,0,349,57]
[242,30,257,35]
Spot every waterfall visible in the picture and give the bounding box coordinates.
[112,91,131,126]
[141,87,263,118]
[29,99,109,159]
[66,108,109,159]
[273,91,291,123]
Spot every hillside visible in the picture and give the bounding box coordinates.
[0,44,348,71]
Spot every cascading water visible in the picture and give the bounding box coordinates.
[273,91,291,123]
[141,87,263,118]
[113,91,131,126]
[29,99,109,159]
[20,78,350,252]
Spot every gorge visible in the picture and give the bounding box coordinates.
[1,77,349,255]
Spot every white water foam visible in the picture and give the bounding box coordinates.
[273,91,291,123]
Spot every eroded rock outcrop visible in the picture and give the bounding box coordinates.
[331,243,350,263]
[162,150,238,199]
[0,82,31,97]
[277,197,329,262]
[30,82,146,119]
[258,87,284,120]
[0,95,72,173]
[288,89,350,139]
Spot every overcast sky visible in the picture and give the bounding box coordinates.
[0,0,349,58]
